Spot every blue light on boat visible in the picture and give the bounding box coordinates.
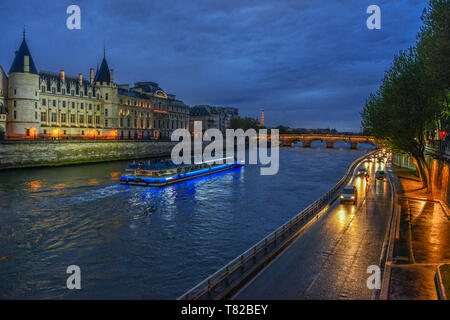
[121,162,240,184]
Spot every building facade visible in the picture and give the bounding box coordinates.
[189,105,238,133]
[0,34,189,140]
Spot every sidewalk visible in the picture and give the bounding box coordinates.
[387,166,450,300]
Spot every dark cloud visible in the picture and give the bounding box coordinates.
[0,0,427,131]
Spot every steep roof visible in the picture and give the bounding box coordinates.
[94,55,111,83]
[9,38,38,74]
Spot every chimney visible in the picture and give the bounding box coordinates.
[60,70,65,82]
[110,69,114,83]
[90,68,94,83]
[78,73,83,84]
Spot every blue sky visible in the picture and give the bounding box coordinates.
[0,0,427,131]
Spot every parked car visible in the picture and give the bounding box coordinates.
[375,170,385,180]
[340,185,357,204]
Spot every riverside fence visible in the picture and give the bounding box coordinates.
[178,149,377,300]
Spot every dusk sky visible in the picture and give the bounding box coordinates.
[0,0,427,131]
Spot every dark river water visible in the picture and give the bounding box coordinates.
[0,142,373,299]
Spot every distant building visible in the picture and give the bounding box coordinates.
[0,66,7,139]
[189,105,238,133]
[0,33,189,140]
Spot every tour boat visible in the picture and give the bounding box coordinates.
[120,157,244,187]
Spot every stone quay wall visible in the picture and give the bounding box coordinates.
[0,140,177,170]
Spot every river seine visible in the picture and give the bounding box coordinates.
[0,142,373,299]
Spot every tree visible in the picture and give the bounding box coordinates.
[416,0,450,91]
[361,0,449,192]
[361,48,442,191]
[274,125,290,134]
[416,0,450,133]
[230,117,260,131]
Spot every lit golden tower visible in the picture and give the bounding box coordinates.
[261,109,265,126]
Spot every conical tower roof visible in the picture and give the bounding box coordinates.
[94,50,111,83]
[9,33,38,75]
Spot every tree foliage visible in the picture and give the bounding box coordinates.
[361,0,449,191]
[230,117,261,130]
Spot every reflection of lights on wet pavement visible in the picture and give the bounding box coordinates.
[337,207,347,226]
[337,202,357,227]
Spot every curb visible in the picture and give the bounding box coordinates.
[378,162,401,300]
[437,200,450,219]
[435,264,448,300]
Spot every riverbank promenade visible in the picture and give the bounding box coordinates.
[384,167,450,300]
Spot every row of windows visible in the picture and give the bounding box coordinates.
[9,109,185,130]
[40,85,106,100]
[117,118,186,130]
[41,112,101,125]
[36,128,101,136]
[41,98,102,111]
[119,98,188,114]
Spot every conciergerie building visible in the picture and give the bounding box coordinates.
[0,33,190,140]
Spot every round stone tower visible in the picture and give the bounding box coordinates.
[94,50,118,137]
[7,32,40,139]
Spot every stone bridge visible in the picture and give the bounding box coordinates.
[263,134,376,149]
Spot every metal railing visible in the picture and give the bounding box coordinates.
[425,139,450,160]
[178,149,377,300]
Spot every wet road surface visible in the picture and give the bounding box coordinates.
[234,159,392,300]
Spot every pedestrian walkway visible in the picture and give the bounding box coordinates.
[388,167,450,300]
